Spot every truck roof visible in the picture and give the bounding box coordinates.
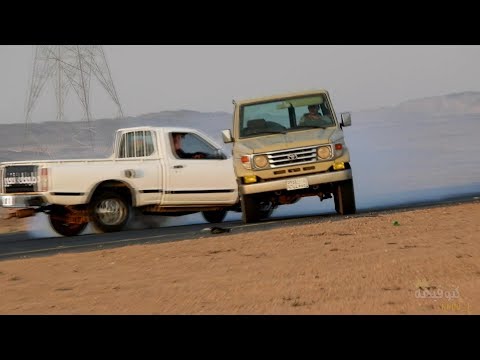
[115,126,202,133]
[234,89,330,106]
[115,126,223,149]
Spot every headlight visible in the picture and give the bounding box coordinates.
[317,146,332,160]
[253,155,268,168]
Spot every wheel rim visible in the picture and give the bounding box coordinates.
[94,198,127,226]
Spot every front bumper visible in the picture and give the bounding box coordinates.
[239,169,352,195]
[0,194,46,208]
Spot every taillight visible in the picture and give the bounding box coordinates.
[39,168,49,192]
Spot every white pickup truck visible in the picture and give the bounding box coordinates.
[0,126,240,236]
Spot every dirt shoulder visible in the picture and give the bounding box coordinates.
[0,201,479,314]
[0,208,28,235]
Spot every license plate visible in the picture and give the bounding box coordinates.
[2,196,13,206]
[286,177,309,191]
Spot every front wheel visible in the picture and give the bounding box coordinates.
[241,195,274,224]
[202,209,228,223]
[258,203,274,220]
[241,194,260,224]
[334,179,356,215]
[89,191,131,233]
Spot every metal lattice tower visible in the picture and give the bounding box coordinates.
[23,45,124,154]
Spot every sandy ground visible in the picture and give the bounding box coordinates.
[0,201,479,315]
[0,209,28,234]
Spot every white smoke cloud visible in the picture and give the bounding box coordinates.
[25,210,243,239]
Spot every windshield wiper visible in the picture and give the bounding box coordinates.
[254,130,287,135]
[293,125,328,130]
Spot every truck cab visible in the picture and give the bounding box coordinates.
[222,90,356,223]
[112,126,237,207]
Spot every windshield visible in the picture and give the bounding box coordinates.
[238,94,335,138]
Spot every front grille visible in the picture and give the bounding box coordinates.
[266,146,319,168]
[4,165,38,193]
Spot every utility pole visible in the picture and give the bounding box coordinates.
[23,45,124,154]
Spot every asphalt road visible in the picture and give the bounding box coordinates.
[1,193,479,261]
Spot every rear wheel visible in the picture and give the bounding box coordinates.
[334,179,356,215]
[49,206,88,237]
[90,191,131,233]
[202,209,228,223]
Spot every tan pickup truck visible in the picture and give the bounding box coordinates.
[222,89,356,223]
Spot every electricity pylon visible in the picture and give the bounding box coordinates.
[23,45,124,155]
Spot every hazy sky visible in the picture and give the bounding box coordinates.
[1,45,480,124]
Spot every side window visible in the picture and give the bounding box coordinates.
[118,131,155,158]
[144,132,155,156]
[118,132,135,158]
[119,135,126,158]
[183,133,216,154]
[170,132,218,159]
[134,131,145,157]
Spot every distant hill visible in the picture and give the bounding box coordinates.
[361,91,480,119]
[395,91,480,115]
[0,110,232,162]
[1,91,480,162]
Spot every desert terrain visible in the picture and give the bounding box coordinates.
[0,201,479,315]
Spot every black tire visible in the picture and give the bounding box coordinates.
[258,207,274,220]
[334,179,356,215]
[49,207,88,237]
[202,209,228,223]
[89,191,130,233]
[240,195,266,224]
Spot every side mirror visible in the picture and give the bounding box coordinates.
[340,112,352,127]
[222,129,233,143]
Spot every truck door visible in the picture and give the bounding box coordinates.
[117,130,163,205]
[163,131,237,205]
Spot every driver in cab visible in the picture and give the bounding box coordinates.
[299,104,333,127]
[172,133,207,159]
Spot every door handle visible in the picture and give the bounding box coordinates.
[173,165,184,169]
